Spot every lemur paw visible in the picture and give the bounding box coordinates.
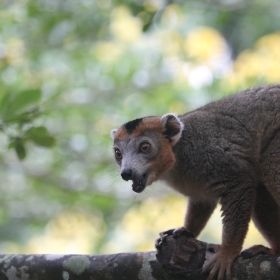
[155,227,194,250]
[203,248,238,280]
[172,226,194,239]
[240,244,272,258]
[155,228,175,249]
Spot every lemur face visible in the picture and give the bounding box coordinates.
[111,114,184,193]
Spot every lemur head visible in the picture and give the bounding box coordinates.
[111,114,184,193]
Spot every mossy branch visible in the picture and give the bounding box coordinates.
[0,234,279,280]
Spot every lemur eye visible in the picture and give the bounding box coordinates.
[139,142,151,153]
[114,148,122,159]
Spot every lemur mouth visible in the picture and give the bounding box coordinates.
[132,174,147,193]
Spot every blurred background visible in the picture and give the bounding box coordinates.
[0,0,280,254]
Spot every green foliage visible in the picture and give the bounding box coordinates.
[0,0,279,253]
[25,126,55,147]
[1,90,40,120]
[0,89,54,160]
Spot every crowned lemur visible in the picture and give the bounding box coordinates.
[111,84,280,280]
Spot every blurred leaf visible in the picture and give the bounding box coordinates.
[0,93,12,115]
[8,138,26,160]
[4,108,41,124]
[8,141,16,149]
[26,126,56,147]
[15,140,26,160]
[3,90,41,122]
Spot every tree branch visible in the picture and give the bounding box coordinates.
[0,232,279,280]
[0,252,165,280]
[155,228,280,279]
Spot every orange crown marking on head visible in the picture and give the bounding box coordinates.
[114,127,129,140]
[114,116,165,141]
[132,117,163,137]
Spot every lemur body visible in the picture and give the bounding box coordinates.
[111,84,280,279]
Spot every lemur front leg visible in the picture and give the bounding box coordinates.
[203,185,255,280]
[184,197,218,237]
[155,198,217,249]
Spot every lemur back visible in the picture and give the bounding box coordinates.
[111,84,280,280]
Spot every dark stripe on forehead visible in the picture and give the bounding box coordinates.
[123,118,143,134]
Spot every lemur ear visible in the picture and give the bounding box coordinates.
[160,113,184,146]
[110,129,117,139]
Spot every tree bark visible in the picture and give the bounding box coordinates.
[0,252,166,280]
[0,232,279,280]
[155,228,280,280]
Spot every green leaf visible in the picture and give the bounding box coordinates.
[15,141,26,160]
[8,141,16,149]
[0,93,12,115]
[4,108,41,124]
[3,90,41,121]
[10,89,41,113]
[26,126,56,147]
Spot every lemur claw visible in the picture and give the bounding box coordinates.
[155,227,194,250]
[155,228,175,249]
[159,228,176,238]
[172,227,194,239]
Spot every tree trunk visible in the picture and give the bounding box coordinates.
[0,232,279,279]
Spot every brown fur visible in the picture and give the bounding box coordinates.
[114,127,129,140]
[151,134,176,179]
[111,84,280,280]
[132,117,162,137]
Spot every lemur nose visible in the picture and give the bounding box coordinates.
[121,169,132,181]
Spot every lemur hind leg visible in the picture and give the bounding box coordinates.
[241,182,280,258]
[242,130,280,259]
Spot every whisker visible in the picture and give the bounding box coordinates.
[104,166,119,173]
[143,189,152,198]
[133,193,139,203]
